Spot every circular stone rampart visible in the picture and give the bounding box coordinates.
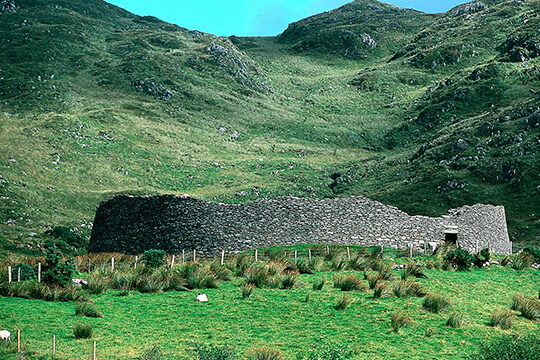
[88,194,512,256]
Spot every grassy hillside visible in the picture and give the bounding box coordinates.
[0,0,539,258]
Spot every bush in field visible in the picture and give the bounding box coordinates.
[247,347,283,360]
[466,334,540,360]
[446,312,466,328]
[142,249,166,268]
[423,293,451,313]
[333,274,365,291]
[12,263,36,281]
[391,311,412,333]
[512,252,535,270]
[42,250,76,287]
[334,294,354,310]
[474,248,491,268]
[191,342,239,360]
[75,302,103,318]
[73,322,93,339]
[392,280,426,298]
[489,310,515,330]
[444,248,475,271]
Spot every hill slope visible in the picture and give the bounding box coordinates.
[0,0,538,257]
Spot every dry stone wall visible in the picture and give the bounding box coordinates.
[88,195,512,256]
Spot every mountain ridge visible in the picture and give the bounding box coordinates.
[0,0,538,257]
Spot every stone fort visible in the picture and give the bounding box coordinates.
[88,194,512,256]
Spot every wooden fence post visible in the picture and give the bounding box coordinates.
[308,249,312,262]
[326,245,329,255]
[38,263,41,283]
[171,255,175,268]
[17,329,20,352]
[53,334,56,354]
[88,258,91,273]
[193,250,196,262]
[255,249,258,262]
[381,246,383,256]
[294,250,297,264]
[182,250,185,264]
[93,340,96,360]
[221,250,225,265]
[8,266,11,283]
[134,255,138,269]
[18,267,21,282]
[347,247,351,260]
[111,257,114,271]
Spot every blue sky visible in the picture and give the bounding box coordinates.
[106,0,469,37]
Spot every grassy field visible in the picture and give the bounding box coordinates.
[0,247,539,360]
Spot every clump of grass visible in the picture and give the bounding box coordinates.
[509,293,540,320]
[241,284,255,299]
[304,292,311,303]
[334,294,354,310]
[393,280,426,298]
[512,252,534,270]
[333,274,366,291]
[402,263,428,279]
[312,278,325,290]
[281,274,297,289]
[244,266,271,288]
[391,311,412,333]
[349,257,367,271]
[247,347,283,360]
[367,274,379,289]
[87,274,110,295]
[490,310,515,330]
[423,293,451,313]
[373,282,387,299]
[75,302,103,318]
[445,312,466,328]
[73,322,93,339]
[136,345,163,360]
[424,327,437,337]
[510,293,528,312]
[192,342,238,360]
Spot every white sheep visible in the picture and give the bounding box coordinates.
[0,330,10,342]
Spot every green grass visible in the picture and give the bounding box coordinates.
[0,264,539,359]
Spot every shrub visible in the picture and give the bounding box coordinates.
[512,252,534,270]
[373,282,387,298]
[73,322,93,339]
[367,274,379,289]
[446,312,466,328]
[333,274,365,291]
[404,263,428,279]
[474,248,491,268]
[45,226,87,250]
[241,284,254,299]
[136,345,163,360]
[192,342,238,360]
[490,310,515,330]
[393,280,426,298]
[467,334,540,360]
[139,276,165,294]
[312,278,325,291]
[391,311,412,333]
[523,246,540,263]
[142,249,166,268]
[423,293,451,313]
[247,347,283,360]
[75,303,103,318]
[334,294,354,310]
[12,263,36,282]
[444,248,475,271]
[42,250,76,287]
[281,274,297,289]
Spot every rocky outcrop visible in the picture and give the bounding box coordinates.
[88,195,512,256]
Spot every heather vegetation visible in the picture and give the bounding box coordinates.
[0,245,539,359]
[0,0,539,260]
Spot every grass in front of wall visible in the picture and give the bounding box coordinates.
[0,264,538,360]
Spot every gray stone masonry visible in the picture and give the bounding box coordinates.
[88,195,512,256]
